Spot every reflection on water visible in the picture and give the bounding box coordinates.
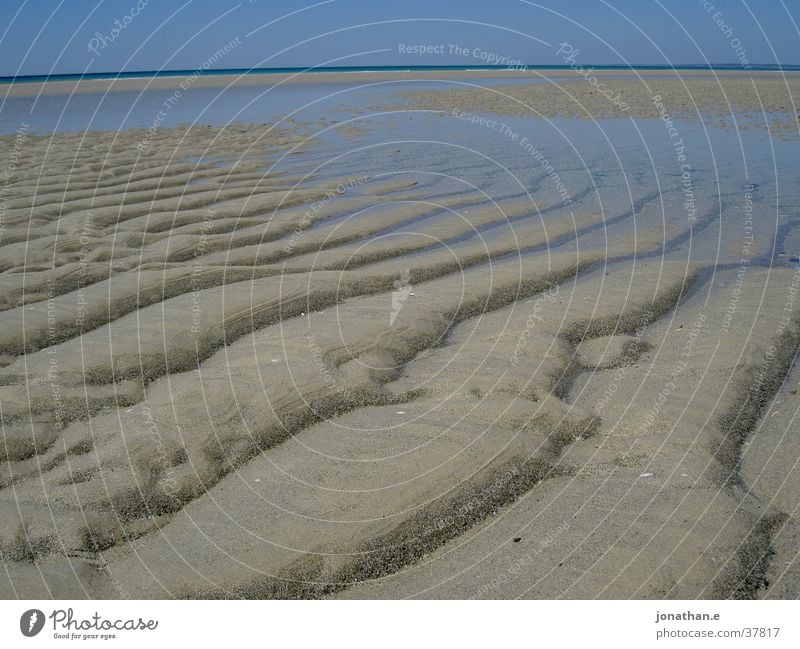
[2,75,797,272]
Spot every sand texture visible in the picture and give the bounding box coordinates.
[398,75,800,138]
[1,71,799,599]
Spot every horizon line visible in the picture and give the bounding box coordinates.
[3,62,799,84]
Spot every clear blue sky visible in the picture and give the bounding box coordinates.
[1,0,797,77]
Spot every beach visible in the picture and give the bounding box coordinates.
[0,68,799,599]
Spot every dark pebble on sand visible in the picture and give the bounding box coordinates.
[513,537,522,542]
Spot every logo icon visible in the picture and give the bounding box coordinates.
[20,609,45,637]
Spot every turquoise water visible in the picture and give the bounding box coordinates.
[3,64,800,85]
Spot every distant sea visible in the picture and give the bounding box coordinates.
[2,64,800,85]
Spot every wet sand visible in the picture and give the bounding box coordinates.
[397,74,800,138]
[1,69,799,599]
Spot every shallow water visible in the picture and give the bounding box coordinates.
[4,74,797,271]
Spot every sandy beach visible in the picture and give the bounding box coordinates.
[1,68,799,599]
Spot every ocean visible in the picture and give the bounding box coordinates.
[3,63,800,85]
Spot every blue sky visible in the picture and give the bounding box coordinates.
[0,0,797,77]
